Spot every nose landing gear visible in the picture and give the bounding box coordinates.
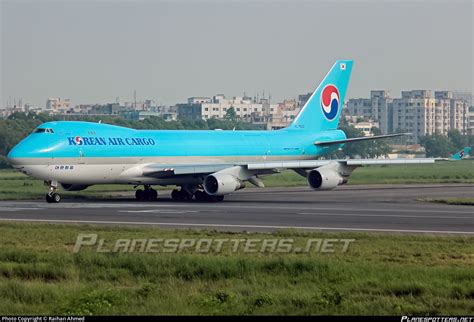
[45,180,61,203]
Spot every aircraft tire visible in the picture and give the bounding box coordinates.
[46,194,53,203]
[171,189,193,201]
[51,193,61,203]
[171,189,180,201]
[181,190,193,201]
[135,189,145,201]
[195,190,206,202]
[150,189,158,201]
[143,188,158,201]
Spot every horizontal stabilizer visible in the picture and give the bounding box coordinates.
[315,133,410,146]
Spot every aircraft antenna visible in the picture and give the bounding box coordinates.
[134,90,137,110]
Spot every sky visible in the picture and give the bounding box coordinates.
[1,0,473,107]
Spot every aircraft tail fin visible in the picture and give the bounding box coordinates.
[450,147,471,160]
[288,60,353,131]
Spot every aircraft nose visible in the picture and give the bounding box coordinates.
[8,134,58,165]
[7,143,23,165]
[7,139,39,165]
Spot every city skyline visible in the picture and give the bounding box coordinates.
[2,87,472,110]
[1,0,473,108]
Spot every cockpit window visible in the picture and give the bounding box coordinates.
[34,128,54,134]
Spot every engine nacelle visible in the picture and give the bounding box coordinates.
[203,173,245,196]
[307,168,344,190]
[60,183,90,191]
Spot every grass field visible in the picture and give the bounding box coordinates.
[0,160,473,200]
[0,223,472,315]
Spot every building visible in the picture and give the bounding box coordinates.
[344,116,379,137]
[46,98,71,113]
[125,106,178,121]
[469,106,474,135]
[150,105,178,121]
[298,92,312,108]
[188,97,212,104]
[23,104,43,114]
[393,90,469,143]
[453,92,473,107]
[177,94,280,126]
[268,99,301,130]
[438,91,470,134]
[346,90,393,134]
[392,90,437,143]
[73,104,95,114]
[0,108,8,118]
[346,90,470,144]
[453,92,474,135]
[369,90,393,134]
[122,100,151,111]
[88,103,124,115]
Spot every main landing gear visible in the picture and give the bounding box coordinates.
[171,187,224,202]
[135,185,158,201]
[45,180,61,203]
[171,188,193,201]
[132,185,225,202]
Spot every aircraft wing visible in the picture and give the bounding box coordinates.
[246,158,438,170]
[139,158,441,178]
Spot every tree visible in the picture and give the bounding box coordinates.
[330,124,392,159]
[447,129,468,151]
[368,127,392,158]
[224,107,237,123]
[336,124,368,158]
[420,134,453,157]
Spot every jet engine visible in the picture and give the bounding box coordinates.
[307,167,344,190]
[203,173,245,196]
[60,183,90,191]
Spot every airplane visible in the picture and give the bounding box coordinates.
[450,147,471,160]
[7,60,438,203]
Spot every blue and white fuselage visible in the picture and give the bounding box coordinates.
[8,123,346,185]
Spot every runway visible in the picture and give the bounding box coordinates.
[0,184,473,234]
